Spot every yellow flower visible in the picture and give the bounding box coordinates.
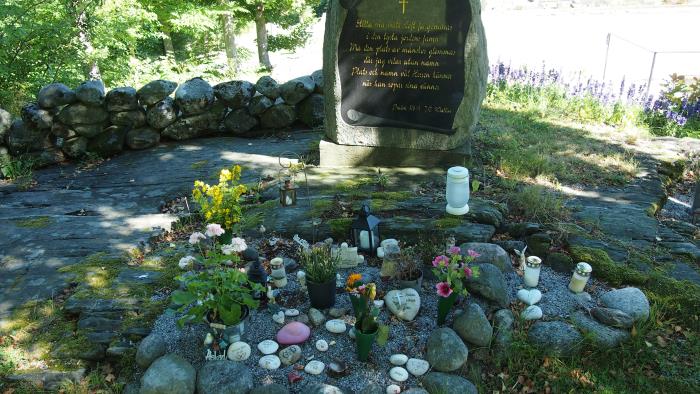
[366,283,376,301]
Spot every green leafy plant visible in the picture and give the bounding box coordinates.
[374,168,390,189]
[192,165,247,231]
[0,154,35,184]
[346,274,384,336]
[299,244,338,284]
[471,179,481,193]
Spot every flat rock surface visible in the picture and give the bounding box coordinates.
[0,134,317,320]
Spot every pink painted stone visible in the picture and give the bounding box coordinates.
[276,321,311,345]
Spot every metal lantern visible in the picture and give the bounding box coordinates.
[351,204,381,255]
[278,152,309,208]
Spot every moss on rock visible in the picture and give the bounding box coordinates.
[569,246,647,286]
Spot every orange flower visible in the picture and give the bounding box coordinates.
[345,273,363,292]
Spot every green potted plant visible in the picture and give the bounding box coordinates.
[300,244,339,309]
[192,165,247,244]
[394,247,423,292]
[171,225,263,343]
[433,246,480,325]
[346,275,386,361]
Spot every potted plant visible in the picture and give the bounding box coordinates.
[192,165,248,244]
[433,246,480,325]
[394,247,423,292]
[300,244,339,309]
[171,225,263,343]
[346,274,383,361]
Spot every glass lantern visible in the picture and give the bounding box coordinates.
[569,262,593,293]
[270,257,287,287]
[351,204,381,255]
[279,173,297,207]
[523,256,542,288]
[446,166,470,215]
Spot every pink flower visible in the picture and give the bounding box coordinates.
[464,266,473,278]
[432,255,449,267]
[189,232,206,244]
[357,285,366,293]
[436,282,453,298]
[467,249,481,259]
[205,223,225,237]
[448,246,461,255]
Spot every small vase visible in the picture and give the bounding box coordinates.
[354,323,378,362]
[307,279,336,309]
[349,294,367,319]
[436,292,458,325]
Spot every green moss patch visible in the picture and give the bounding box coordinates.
[13,216,52,229]
[328,218,352,240]
[433,216,463,230]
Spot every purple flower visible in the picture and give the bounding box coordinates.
[432,255,449,267]
[448,246,461,255]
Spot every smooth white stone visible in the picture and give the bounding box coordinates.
[227,342,251,362]
[325,319,347,334]
[521,305,543,320]
[203,332,214,346]
[374,300,385,308]
[389,366,409,382]
[257,339,279,355]
[284,308,300,317]
[381,239,399,248]
[517,288,542,306]
[304,360,325,375]
[329,340,336,346]
[406,358,430,376]
[259,355,281,370]
[386,384,401,394]
[315,339,329,352]
[385,288,421,321]
[272,311,285,324]
[389,354,408,366]
[278,345,302,366]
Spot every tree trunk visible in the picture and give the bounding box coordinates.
[73,2,101,80]
[255,3,272,70]
[221,12,238,73]
[162,27,176,59]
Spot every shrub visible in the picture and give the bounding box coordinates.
[192,165,247,231]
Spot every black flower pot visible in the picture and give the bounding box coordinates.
[307,279,336,309]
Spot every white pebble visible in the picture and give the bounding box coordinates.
[406,358,430,376]
[284,308,300,317]
[389,354,408,366]
[374,300,385,308]
[386,384,401,394]
[257,339,279,355]
[272,311,285,324]
[315,339,329,352]
[227,342,251,362]
[389,366,409,382]
[259,355,281,370]
[304,360,325,375]
[521,305,543,320]
[325,319,347,334]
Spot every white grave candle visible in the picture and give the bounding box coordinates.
[569,262,592,293]
[523,256,542,288]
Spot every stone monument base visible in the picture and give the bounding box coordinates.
[319,139,471,168]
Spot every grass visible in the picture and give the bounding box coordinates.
[0,154,36,189]
[13,216,52,229]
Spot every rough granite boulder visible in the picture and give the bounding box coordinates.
[591,307,635,329]
[260,104,296,129]
[422,372,478,394]
[74,123,106,138]
[279,76,315,105]
[571,311,630,348]
[140,354,195,394]
[146,97,178,129]
[62,137,88,159]
[175,77,214,116]
[87,125,127,157]
[6,120,51,154]
[110,109,146,128]
[426,328,468,372]
[460,243,512,272]
[57,103,109,126]
[135,334,166,370]
[298,93,324,128]
[37,83,77,108]
[0,108,12,140]
[528,321,583,356]
[75,80,106,106]
[465,263,509,307]
[224,109,258,135]
[214,80,255,109]
[137,80,177,106]
[106,87,139,112]
[453,302,493,347]
[126,128,160,150]
[162,112,215,141]
[493,308,515,351]
[255,76,280,99]
[249,94,274,116]
[51,122,76,139]
[21,103,54,130]
[196,360,254,394]
[27,148,66,168]
[311,69,324,93]
[599,287,650,322]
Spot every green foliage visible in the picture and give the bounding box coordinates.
[1,152,36,181]
[509,185,568,223]
[192,165,247,231]
[13,216,52,229]
[299,244,338,284]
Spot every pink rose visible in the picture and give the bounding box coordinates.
[436,282,453,298]
[448,246,461,255]
[432,255,449,267]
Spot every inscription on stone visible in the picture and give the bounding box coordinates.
[338,0,471,134]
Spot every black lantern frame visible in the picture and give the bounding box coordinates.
[351,204,381,256]
[278,152,309,208]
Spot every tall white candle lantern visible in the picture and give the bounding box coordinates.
[523,256,542,287]
[270,257,287,287]
[446,166,470,215]
[569,262,593,293]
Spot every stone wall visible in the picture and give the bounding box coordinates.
[0,72,325,172]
